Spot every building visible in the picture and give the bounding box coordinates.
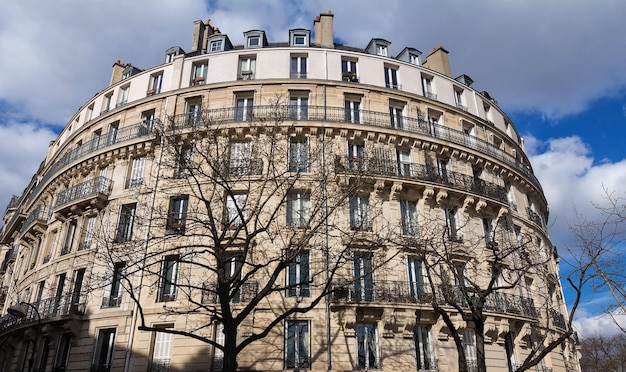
[0,11,579,372]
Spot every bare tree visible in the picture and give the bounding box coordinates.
[89,97,399,372]
[579,333,626,372]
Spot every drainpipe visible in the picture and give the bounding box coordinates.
[321,83,332,371]
[123,105,166,372]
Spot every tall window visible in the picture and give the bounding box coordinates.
[235,96,254,121]
[407,257,427,301]
[400,200,419,236]
[384,66,399,89]
[397,149,412,177]
[389,104,405,129]
[80,216,96,250]
[350,196,371,231]
[342,59,358,82]
[150,325,174,372]
[61,220,77,255]
[288,95,309,120]
[436,158,449,184]
[463,329,477,370]
[166,196,189,235]
[286,191,311,228]
[54,334,73,371]
[106,122,119,145]
[354,253,374,302]
[356,323,380,370]
[287,251,310,297]
[238,56,256,80]
[127,156,145,188]
[102,92,113,113]
[225,193,248,227]
[504,332,517,372]
[148,73,163,95]
[213,322,225,371]
[92,328,116,372]
[288,138,309,172]
[290,55,307,78]
[192,62,208,85]
[344,98,361,123]
[102,262,125,308]
[482,217,493,245]
[444,207,462,241]
[117,85,129,107]
[455,89,467,111]
[224,254,243,302]
[71,268,85,311]
[414,325,434,371]
[347,141,365,171]
[185,99,202,126]
[422,76,436,99]
[175,144,193,178]
[158,255,179,302]
[115,203,136,243]
[286,320,310,369]
[228,141,252,176]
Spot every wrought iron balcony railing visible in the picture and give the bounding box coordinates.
[54,176,114,209]
[214,159,264,178]
[335,156,508,203]
[201,281,259,304]
[20,204,50,234]
[0,293,85,335]
[527,207,545,228]
[331,280,433,304]
[549,308,567,329]
[168,105,540,193]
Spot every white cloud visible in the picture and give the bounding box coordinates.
[574,310,626,339]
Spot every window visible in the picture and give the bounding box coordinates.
[141,110,155,133]
[238,56,256,80]
[148,73,163,95]
[414,325,434,371]
[286,320,310,369]
[247,36,260,47]
[210,39,223,52]
[117,85,129,107]
[287,251,310,297]
[482,217,493,245]
[342,59,358,82]
[463,329,477,370]
[175,144,193,178]
[397,149,412,177]
[213,322,225,371]
[102,92,113,113]
[225,193,247,227]
[344,98,361,123]
[288,95,309,120]
[400,200,419,236]
[106,122,119,145]
[354,253,374,302]
[286,191,311,228]
[347,141,365,171]
[289,138,309,172]
[71,268,85,311]
[165,52,176,63]
[228,141,252,176]
[192,61,208,85]
[86,104,94,121]
[389,103,405,129]
[127,156,145,188]
[115,203,136,243]
[436,158,449,184]
[102,262,125,308]
[484,104,493,123]
[150,325,174,372]
[290,30,309,47]
[54,334,73,370]
[158,255,179,302]
[455,89,467,111]
[235,95,254,121]
[61,220,77,255]
[80,216,96,250]
[444,207,462,241]
[356,323,380,369]
[376,44,388,56]
[166,196,189,235]
[504,332,517,372]
[92,328,116,372]
[350,196,371,231]
[184,99,202,126]
[384,66,399,89]
[224,254,243,302]
[409,53,420,65]
[407,257,427,301]
[422,76,436,99]
[290,55,307,79]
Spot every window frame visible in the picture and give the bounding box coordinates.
[288,137,309,172]
[166,196,189,235]
[285,320,311,369]
[355,322,380,369]
[158,255,180,302]
[349,195,371,231]
[114,203,136,243]
[287,251,310,297]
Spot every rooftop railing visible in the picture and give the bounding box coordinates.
[169,105,540,192]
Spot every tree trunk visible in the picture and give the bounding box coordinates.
[222,323,238,372]
[475,317,487,372]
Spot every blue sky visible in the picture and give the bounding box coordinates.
[1,0,625,337]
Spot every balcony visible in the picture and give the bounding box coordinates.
[0,207,26,243]
[335,156,508,204]
[53,176,114,217]
[216,159,264,178]
[101,295,123,308]
[167,105,541,194]
[201,281,259,304]
[20,205,50,236]
[549,308,567,329]
[0,293,85,336]
[331,280,434,305]
[342,72,359,82]
[527,207,544,228]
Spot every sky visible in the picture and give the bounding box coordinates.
[1,0,626,338]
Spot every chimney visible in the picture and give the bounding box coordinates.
[191,19,216,53]
[110,60,125,85]
[423,46,452,77]
[313,10,334,48]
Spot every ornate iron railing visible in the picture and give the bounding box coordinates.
[201,281,259,304]
[0,293,85,335]
[54,176,114,209]
[20,204,50,234]
[549,308,567,329]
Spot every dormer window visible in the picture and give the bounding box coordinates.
[164,46,184,63]
[376,45,388,56]
[243,30,267,49]
[409,54,419,65]
[206,35,232,53]
[289,29,310,47]
[365,38,391,57]
[248,37,260,47]
[210,40,223,52]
